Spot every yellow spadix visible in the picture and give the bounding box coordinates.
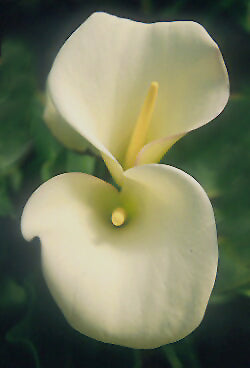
[124,81,159,169]
[111,207,127,227]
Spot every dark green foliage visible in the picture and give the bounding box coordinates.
[0,0,249,367]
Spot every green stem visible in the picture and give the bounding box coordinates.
[162,345,183,368]
[134,350,142,368]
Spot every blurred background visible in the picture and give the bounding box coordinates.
[0,1,250,367]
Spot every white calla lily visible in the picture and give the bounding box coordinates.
[21,12,229,349]
[45,12,229,184]
[21,165,217,349]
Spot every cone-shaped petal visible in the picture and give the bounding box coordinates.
[21,165,218,349]
[46,12,229,180]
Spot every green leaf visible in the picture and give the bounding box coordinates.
[0,179,14,217]
[0,278,27,315]
[212,237,250,302]
[66,152,96,175]
[0,38,36,173]
[29,96,65,181]
[5,281,40,368]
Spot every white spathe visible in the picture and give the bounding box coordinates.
[46,12,229,184]
[21,164,218,349]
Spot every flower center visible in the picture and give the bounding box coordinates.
[111,207,127,227]
[124,81,159,169]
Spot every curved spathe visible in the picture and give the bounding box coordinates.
[21,165,218,348]
[46,12,229,177]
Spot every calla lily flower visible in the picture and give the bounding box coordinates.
[21,12,229,349]
[44,12,229,185]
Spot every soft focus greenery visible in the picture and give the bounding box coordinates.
[1,1,249,367]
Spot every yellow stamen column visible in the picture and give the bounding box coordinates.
[124,81,159,169]
[111,207,127,227]
[112,82,158,228]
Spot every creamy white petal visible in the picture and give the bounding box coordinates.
[47,12,229,172]
[44,92,92,152]
[135,133,183,166]
[21,165,217,349]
